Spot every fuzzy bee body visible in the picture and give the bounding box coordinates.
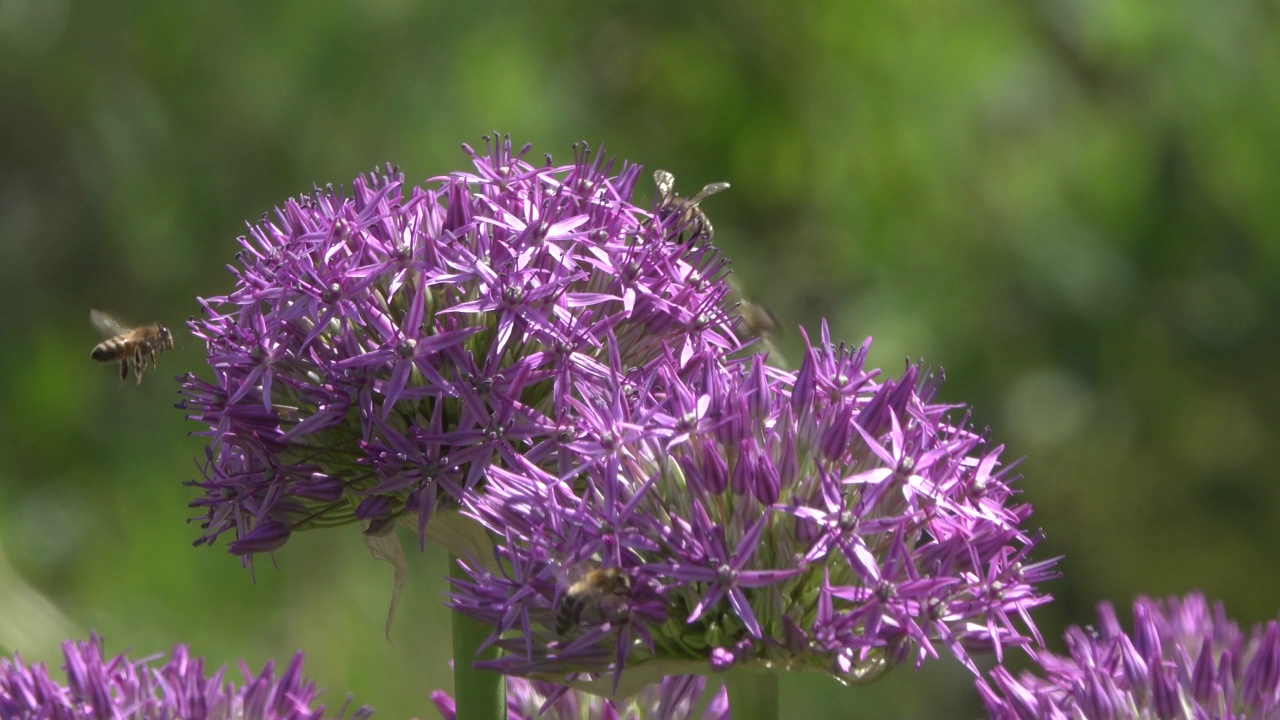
[554,566,633,635]
[654,169,730,245]
[736,295,781,340]
[728,289,786,367]
[90,310,174,384]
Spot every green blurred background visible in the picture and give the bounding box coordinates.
[2,1,1278,717]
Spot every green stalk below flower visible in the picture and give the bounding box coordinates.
[723,668,779,720]
[451,556,505,720]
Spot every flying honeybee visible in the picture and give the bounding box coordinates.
[89,310,174,384]
[554,565,634,635]
[724,277,787,367]
[654,169,730,244]
[736,295,781,340]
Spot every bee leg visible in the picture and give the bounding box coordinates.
[119,360,129,383]
[132,347,146,384]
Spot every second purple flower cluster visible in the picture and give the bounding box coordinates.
[449,321,1057,690]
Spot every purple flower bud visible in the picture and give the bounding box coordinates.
[0,633,370,720]
[227,520,292,555]
[1116,634,1148,690]
[709,648,735,671]
[1241,622,1280,712]
[1150,663,1180,719]
[1190,637,1216,704]
[182,136,750,558]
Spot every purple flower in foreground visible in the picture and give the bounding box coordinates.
[431,674,727,720]
[448,322,1057,694]
[980,592,1280,720]
[0,634,369,720]
[180,135,751,558]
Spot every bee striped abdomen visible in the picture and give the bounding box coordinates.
[90,338,127,362]
[554,595,585,635]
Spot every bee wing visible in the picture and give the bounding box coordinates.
[549,559,582,591]
[740,299,781,335]
[89,309,129,337]
[689,181,730,204]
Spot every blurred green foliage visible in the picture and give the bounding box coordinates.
[2,1,1279,717]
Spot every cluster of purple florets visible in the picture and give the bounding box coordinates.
[174,136,1060,694]
[0,635,367,720]
[219,133,1280,718]
[180,138,746,556]
[980,593,1280,719]
[448,322,1056,688]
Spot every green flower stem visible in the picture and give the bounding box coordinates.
[724,668,779,720]
[450,555,504,720]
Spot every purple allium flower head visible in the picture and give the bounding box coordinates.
[0,633,370,720]
[430,674,727,720]
[979,592,1280,720]
[180,135,751,558]
[448,322,1057,695]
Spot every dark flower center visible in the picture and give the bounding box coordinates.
[716,564,738,585]
[839,510,857,532]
